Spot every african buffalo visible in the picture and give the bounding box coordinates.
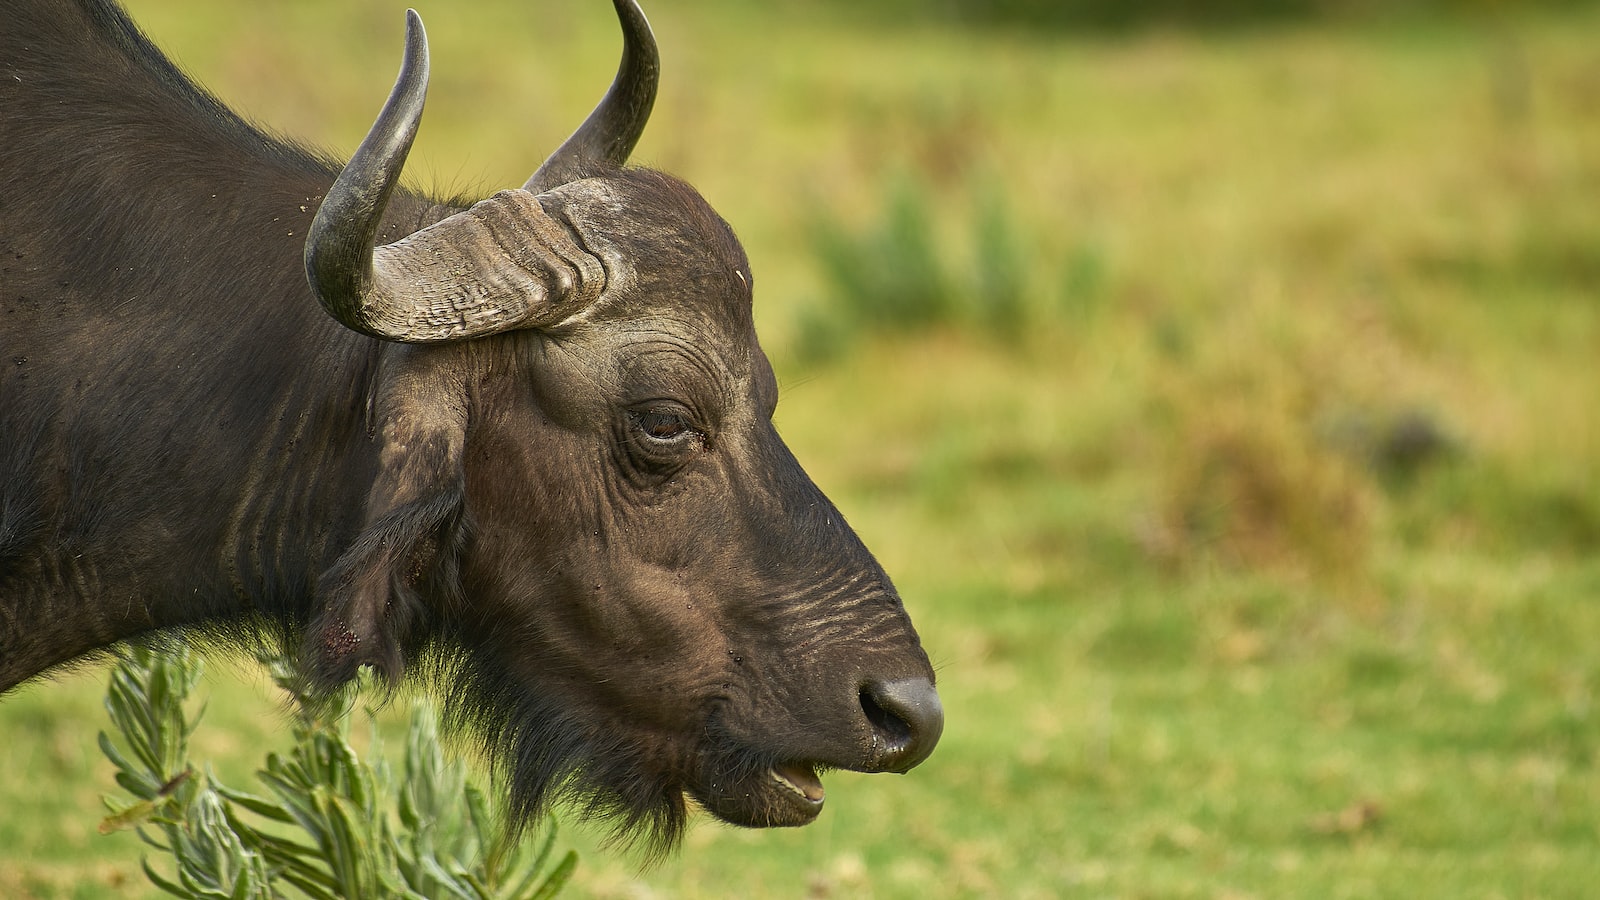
[0,0,941,848]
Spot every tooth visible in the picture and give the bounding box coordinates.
[769,763,825,804]
[770,770,808,797]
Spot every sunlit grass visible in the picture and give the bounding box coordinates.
[4,0,1599,896]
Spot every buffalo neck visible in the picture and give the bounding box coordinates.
[0,322,391,691]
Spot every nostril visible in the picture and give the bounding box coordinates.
[860,687,914,750]
[859,677,944,773]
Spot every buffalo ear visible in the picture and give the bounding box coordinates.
[303,349,469,691]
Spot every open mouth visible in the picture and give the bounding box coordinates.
[690,756,829,828]
[684,676,940,830]
[769,761,825,804]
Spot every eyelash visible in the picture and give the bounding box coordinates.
[634,409,692,442]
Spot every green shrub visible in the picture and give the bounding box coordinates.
[99,643,575,900]
[796,173,1047,361]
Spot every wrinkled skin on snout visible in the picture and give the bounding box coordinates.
[386,172,943,841]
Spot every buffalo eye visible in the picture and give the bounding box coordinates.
[637,409,690,440]
[627,405,705,455]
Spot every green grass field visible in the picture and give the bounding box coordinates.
[4,0,1598,896]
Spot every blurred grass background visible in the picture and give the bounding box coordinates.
[3,0,1599,896]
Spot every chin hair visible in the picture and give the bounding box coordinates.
[414,644,692,861]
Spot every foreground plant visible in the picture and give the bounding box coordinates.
[99,643,575,899]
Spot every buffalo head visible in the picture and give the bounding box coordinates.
[297,2,941,847]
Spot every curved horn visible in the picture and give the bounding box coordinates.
[524,0,659,193]
[306,12,607,343]
[304,10,429,340]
